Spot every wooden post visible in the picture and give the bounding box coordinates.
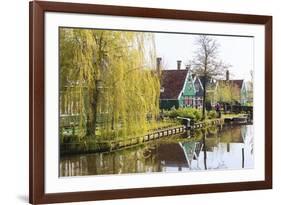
[72,125,75,137]
[242,148,245,168]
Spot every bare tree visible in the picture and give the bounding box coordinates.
[246,69,254,105]
[191,35,230,119]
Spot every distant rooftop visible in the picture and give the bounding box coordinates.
[218,79,244,89]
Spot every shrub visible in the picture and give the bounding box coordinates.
[193,109,202,122]
[207,110,217,119]
[163,107,202,122]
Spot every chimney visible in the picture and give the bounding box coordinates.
[226,70,229,80]
[177,60,182,70]
[156,57,162,76]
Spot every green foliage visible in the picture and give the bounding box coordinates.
[216,81,240,103]
[245,102,253,106]
[163,107,202,122]
[207,126,218,135]
[59,28,159,141]
[207,110,217,119]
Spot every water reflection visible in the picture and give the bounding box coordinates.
[60,124,254,176]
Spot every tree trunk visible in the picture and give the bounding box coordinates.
[92,86,99,137]
[86,119,94,136]
[203,129,207,170]
[86,86,99,137]
[86,89,93,136]
[111,108,115,130]
[202,75,207,120]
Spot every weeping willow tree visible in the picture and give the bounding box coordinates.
[59,28,160,141]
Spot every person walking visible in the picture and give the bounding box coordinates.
[215,103,221,118]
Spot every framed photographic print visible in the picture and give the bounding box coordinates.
[29,1,272,204]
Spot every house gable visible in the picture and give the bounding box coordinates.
[159,69,197,109]
[193,76,204,97]
[178,70,196,100]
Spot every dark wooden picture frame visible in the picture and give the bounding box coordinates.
[29,1,272,204]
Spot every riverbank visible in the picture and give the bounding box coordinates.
[60,113,253,156]
[60,124,254,176]
[60,117,230,155]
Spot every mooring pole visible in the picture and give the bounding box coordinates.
[177,117,191,130]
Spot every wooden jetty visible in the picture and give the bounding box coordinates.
[108,118,225,152]
[108,125,185,151]
[177,116,224,129]
[192,118,224,129]
[224,114,250,124]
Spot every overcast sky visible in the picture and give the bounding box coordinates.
[154,33,254,82]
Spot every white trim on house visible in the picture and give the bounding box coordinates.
[241,80,246,92]
[177,70,196,100]
[240,80,248,104]
[193,75,204,92]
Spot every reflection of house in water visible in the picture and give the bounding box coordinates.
[156,142,203,172]
[155,125,254,172]
[156,143,188,171]
[180,142,203,169]
[59,125,254,176]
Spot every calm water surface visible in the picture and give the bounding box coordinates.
[60,124,254,176]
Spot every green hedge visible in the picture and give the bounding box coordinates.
[163,107,202,122]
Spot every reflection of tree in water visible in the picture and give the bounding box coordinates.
[199,125,254,170]
[59,125,254,176]
[219,125,244,143]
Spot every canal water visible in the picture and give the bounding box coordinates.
[60,124,254,177]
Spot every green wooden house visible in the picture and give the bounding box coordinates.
[160,68,196,110]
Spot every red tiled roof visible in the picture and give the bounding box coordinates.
[160,70,188,99]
